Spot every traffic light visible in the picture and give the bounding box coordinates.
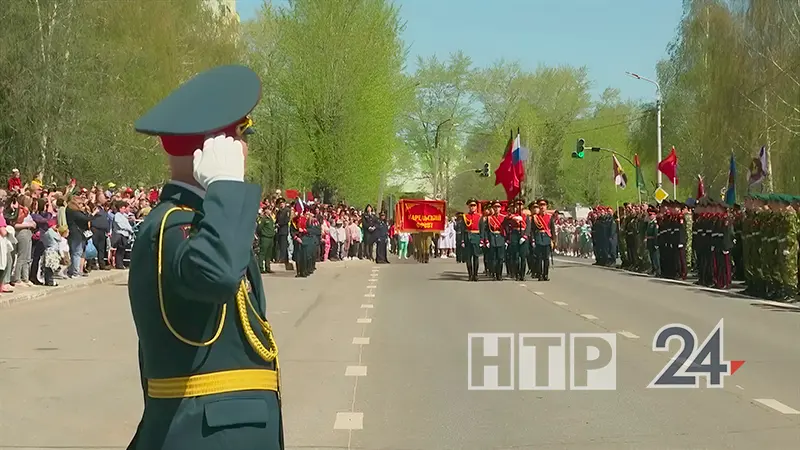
[481,162,490,177]
[572,138,585,159]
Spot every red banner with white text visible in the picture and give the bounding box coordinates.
[395,199,447,233]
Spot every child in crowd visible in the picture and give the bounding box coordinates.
[41,219,64,286]
[397,231,410,259]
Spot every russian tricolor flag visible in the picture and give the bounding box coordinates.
[510,132,527,181]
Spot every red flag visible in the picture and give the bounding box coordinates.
[658,146,678,184]
[696,174,705,200]
[494,135,520,200]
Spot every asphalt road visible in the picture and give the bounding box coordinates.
[2,256,800,449]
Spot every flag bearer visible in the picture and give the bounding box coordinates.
[506,199,530,281]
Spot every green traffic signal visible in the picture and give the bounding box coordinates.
[572,138,585,159]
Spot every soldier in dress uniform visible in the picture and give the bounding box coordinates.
[644,204,660,277]
[677,202,689,280]
[455,212,466,263]
[483,200,506,280]
[257,204,276,273]
[462,198,482,282]
[527,201,540,279]
[480,201,492,275]
[712,201,734,289]
[532,199,553,281]
[505,199,530,281]
[128,65,283,450]
[275,198,293,270]
[291,203,309,278]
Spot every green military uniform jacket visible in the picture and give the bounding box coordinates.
[128,181,283,450]
[258,214,277,240]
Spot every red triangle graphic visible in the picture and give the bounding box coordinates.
[730,360,745,375]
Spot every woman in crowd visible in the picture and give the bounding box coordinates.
[438,216,456,258]
[30,197,55,284]
[12,195,36,287]
[0,197,12,293]
[65,195,91,278]
[362,204,377,260]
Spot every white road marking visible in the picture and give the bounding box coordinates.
[753,398,800,415]
[553,301,568,306]
[580,314,599,321]
[364,293,375,298]
[357,318,372,324]
[361,304,374,309]
[333,412,364,430]
[366,285,377,289]
[519,283,527,287]
[533,291,544,295]
[618,331,640,339]
[345,365,368,376]
[352,337,370,345]
[736,385,744,390]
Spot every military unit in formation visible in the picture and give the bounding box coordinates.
[610,193,799,301]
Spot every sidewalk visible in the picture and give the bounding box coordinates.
[0,269,129,309]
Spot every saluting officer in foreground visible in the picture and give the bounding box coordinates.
[128,65,283,450]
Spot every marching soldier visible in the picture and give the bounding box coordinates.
[528,201,540,279]
[506,199,530,281]
[129,65,283,450]
[462,198,482,281]
[483,200,506,280]
[532,198,553,281]
[257,205,276,273]
[480,201,492,275]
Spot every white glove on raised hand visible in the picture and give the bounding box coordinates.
[192,135,245,190]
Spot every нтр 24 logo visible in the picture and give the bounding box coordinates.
[648,319,745,389]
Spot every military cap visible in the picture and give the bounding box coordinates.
[466,198,478,206]
[134,65,260,156]
[647,205,658,214]
[528,201,538,209]
[492,200,502,207]
[538,198,548,205]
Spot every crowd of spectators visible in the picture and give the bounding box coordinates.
[0,169,157,294]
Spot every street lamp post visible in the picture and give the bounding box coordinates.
[626,72,663,189]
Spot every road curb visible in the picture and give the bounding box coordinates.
[554,256,800,308]
[0,270,128,309]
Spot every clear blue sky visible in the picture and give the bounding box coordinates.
[237,0,684,102]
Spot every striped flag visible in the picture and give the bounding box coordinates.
[613,155,627,188]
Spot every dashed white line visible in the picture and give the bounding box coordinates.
[519,283,527,287]
[753,399,800,415]
[553,301,568,306]
[361,304,374,309]
[352,337,370,345]
[357,318,372,324]
[618,331,640,339]
[364,293,375,298]
[533,291,544,295]
[345,365,368,377]
[580,314,599,321]
[333,412,364,430]
[736,385,744,390]
[366,285,377,289]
